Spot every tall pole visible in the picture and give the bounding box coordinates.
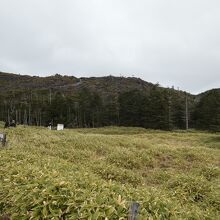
[185,94,189,130]
[168,95,172,130]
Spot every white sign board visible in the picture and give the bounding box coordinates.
[57,124,64,131]
[0,133,6,146]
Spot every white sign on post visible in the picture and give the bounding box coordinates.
[57,124,64,131]
[0,133,6,146]
[0,133,4,139]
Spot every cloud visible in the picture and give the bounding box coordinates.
[0,0,220,94]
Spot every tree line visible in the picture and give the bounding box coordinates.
[0,86,219,131]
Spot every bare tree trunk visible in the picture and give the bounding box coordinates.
[39,110,42,126]
[28,105,32,126]
[19,109,21,124]
[35,111,38,126]
[24,109,27,125]
[16,109,18,124]
[92,112,95,128]
[7,109,10,123]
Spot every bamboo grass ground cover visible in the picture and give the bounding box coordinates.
[0,124,219,219]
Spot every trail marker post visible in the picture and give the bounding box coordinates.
[128,202,140,220]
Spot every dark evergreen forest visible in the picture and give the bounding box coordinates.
[0,72,219,131]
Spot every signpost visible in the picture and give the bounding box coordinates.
[57,124,64,131]
[128,202,140,220]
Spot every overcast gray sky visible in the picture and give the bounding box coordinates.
[0,0,220,94]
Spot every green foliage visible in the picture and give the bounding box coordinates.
[0,126,219,219]
[194,89,220,131]
[0,72,205,131]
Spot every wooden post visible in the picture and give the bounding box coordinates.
[128,202,140,220]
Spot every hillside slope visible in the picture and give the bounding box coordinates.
[0,71,181,96]
[1,71,220,131]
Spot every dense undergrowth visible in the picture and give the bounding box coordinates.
[0,124,219,219]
